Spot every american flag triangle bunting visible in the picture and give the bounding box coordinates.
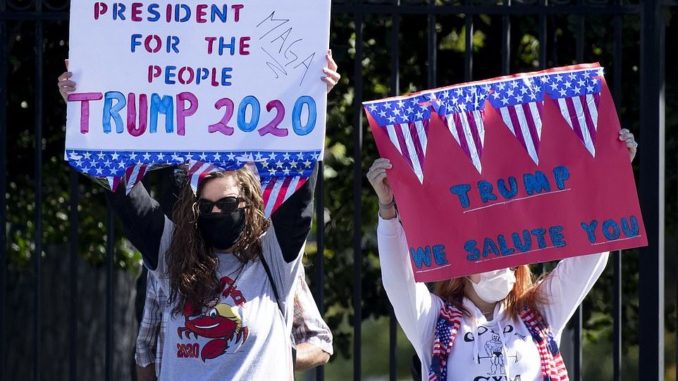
[488,77,545,165]
[542,68,603,157]
[430,85,489,173]
[365,94,432,183]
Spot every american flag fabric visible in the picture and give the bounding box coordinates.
[253,151,318,217]
[428,303,463,381]
[542,69,603,157]
[187,160,223,194]
[488,77,545,165]
[66,149,320,210]
[430,85,490,173]
[430,304,569,381]
[519,307,570,381]
[365,95,433,183]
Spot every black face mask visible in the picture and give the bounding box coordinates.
[197,209,246,250]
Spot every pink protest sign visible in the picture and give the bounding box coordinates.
[364,63,647,282]
[65,1,330,214]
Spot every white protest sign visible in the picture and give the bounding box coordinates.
[65,0,330,191]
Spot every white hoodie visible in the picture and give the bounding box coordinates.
[378,217,609,381]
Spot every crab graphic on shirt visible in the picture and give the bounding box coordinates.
[177,275,249,361]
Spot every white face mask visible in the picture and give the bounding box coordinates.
[469,268,516,303]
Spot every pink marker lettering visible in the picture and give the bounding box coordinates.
[176,92,198,136]
[68,92,103,134]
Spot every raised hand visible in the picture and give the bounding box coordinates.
[619,128,638,162]
[322,50,340,94]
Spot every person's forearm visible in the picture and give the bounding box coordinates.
[294,343,330,371]
[136,364,157,381]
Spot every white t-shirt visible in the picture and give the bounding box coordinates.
[152,217,300,381]
[378,217,609,381]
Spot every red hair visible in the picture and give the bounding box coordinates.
[433,265,546,318]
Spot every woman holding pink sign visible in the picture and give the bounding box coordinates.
[366,129,637,381]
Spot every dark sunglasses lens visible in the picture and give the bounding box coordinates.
[215,197,240,212]
[198,199,214,214]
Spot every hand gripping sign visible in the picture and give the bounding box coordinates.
[364,63,647,282]
[64,0,330,216]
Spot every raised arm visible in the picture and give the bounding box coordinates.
[368,158,440,352]
[271,166,318,263]
[269,50,338,263]
[106,183,165,270]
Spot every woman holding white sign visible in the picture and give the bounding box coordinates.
[366,129,637,381]
[59,52,340,381]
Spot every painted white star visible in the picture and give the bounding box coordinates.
[143,152,151,161]
[290,160,298,168]
[368,104,377,112]
[393,108,401,116]
[83,152,92,160]
[573,87,581,94]
[303,160,312,167]
[586,85,595,92]
[541,75,550,83]
[269,168,276,176]
[383,102,392,109]
[506,89,515,97]
[406,106,414,114]
[276,160,284,168]
[75,160,82,167]
[510,81,519,88]
[118,162,126,168]
[529,93,537,100]
[283,168,291,175]
[514,95,524,103]
[104,160,112,168]
[550,83,559,91]
[497,82,507,91]
[226,153,236,161]
[415,111,424,119]
[378,110,387,118]
[262,161,270,168]
[213,153,222,161]
[555,74,564,82]
[520,86,529,95]
[397,100,405,108]
[110,152,119,161]
[387,115,396,123]
[95,167,103,175]
[97,151,106,160]
[563,81,572,89]
[464,94,472,103]
[559,88,568,97]
[459,103,467,111]
[129,152,138,161]
[501,97,510,105]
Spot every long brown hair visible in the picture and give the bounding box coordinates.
[166,167,270,315]
[433,265,546,319]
